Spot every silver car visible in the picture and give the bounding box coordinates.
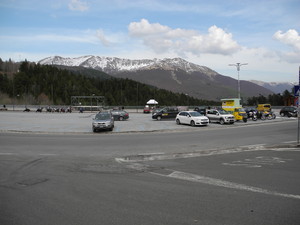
[206,109,234,125]
[92,111,114,132]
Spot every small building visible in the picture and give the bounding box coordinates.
[221,98,241,111]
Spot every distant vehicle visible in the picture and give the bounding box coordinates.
[257,104,271,112]
[256,104,276,120]
[143,105,151,113]
[280,106,297,117]
[111,110,129,121]
[152,107,179,120]
[206,109,235,125]
[194,106,208,115]
[92,111,114,132]
[36,107,43,113]
[231,107,248,122]
[23,107,30,112]
[0,105,7,111]
[176,111,209,126]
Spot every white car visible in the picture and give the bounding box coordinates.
[176,111,209,126]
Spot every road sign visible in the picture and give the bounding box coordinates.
[294,85,300,97]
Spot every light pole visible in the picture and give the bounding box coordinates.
[228,63,248,99]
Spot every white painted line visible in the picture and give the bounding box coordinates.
[283,141,297,144]
[38,153,58,156]
[151,170,300,200]
[137,152,165,156]
[239,144,266,149]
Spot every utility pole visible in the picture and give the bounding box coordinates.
[229,63,248,99]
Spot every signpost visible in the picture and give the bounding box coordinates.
[297,66,300,146]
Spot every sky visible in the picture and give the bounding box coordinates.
[0,0,300,83]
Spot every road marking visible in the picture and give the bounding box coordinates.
[239,144,266,149]
[283,141,297,144]
[38,153,58,156]
[151,170,300,200]
[223,156,291,168]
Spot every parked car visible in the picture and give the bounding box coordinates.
[280,106,298,117]
[206,109,235,125]
[152,107,179,120]
[176,111,209,126]
[143,105,151,113]
[194,106,208,115]
[92,111,114,132]
[111,110,129,121]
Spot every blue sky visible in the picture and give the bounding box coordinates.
[1,0,299,83]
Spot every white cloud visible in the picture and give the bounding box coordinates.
[68,0,89,12]
[273,29,300,63]
[128,19,240,56]
[273,29,300,50]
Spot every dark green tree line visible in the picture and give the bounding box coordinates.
[0,60,219,106]
[246,89,294,106]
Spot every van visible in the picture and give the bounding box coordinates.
[257,104,271,112]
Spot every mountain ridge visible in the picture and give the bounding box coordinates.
[249,80,295,94]
[39,55,218,76]
[39,55,273,101]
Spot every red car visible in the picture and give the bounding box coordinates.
[143,106,151,113]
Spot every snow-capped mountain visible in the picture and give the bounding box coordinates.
[39,55,273,100]
[249,80,295,94]
[39,55,218,76]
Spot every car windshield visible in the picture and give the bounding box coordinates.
[95,113,111,120]
[189,111,202,117]
[219,110,230,114]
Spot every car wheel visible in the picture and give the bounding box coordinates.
[93,128,96,132]
[157,116,162,120]
[220,119,225,125]
[190,120,195,127]
[176,119,181,125]
[119,116,124,121]
[280,112,285,117]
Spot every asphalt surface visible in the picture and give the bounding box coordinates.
[1,111,299,225]
[0,109,292,134]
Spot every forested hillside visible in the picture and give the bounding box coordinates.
[0,60,218,106]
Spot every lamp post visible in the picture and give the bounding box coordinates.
[228,63,248,99]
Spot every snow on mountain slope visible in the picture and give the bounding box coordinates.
[38,55,218,76]
[249,80,295,93]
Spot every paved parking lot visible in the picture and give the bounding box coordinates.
[0,109,292,134]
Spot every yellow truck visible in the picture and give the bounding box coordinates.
[257,104,271,112]
[221,98,248,122]
[256,104,276,120]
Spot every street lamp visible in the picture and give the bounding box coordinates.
[228,63,248,99]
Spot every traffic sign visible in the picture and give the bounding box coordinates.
[294,85,300,97]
